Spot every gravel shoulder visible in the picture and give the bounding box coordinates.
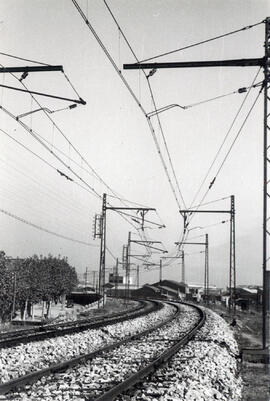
[209,304,270,401]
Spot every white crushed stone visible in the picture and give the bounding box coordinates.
[0,303,175,384]
[119,306,242,401]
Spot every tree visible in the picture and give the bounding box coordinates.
[0,251,14,322]
[0,252,78,321]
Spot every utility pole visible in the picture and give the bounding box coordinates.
[84,267,89,289]
[127,231,131,300]
[92,271,97,289]
[181,251,185,283]
[159,258,162,284]
[204,234,209,306]
[11,272,17,321]
[122,244,129,303]
[124,19,270,346]
[137,265,140,289]
[114,258,119,298]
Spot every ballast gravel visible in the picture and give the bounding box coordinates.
[3,303,199,401]
[118,306,242,401]
[0,303,175,384]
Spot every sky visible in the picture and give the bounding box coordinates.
[0,0,269,288]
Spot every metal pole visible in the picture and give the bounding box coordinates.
[204,234,209,306]
[92,271,96,290]
[137,265,139,289]
[11,272,16,321]
[84,267,88,289]
[263,17,270,349]
[115,258,119,298]
[98,193,107,308]
[127,232,131,300]
[181,251,185,283]
[229,195,236,312]
[159,258,162,284]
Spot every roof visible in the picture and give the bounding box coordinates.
[158,286,179,294]
[166,280,188,287]
[152,280,187,290]
[239,287,258,294]
[187,284,204,289]
[143,284,160,293]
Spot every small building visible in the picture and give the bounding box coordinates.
[152,280,187,299]
[185,284,203,302]
[234,286,261,310]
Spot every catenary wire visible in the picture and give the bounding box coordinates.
[189,196,231,210]
[190,67,262,208]
[0,208,98,247]
[72,0,185,211]
[0,51,50,66]
[1,108,142,237]
[103,0,187,209]
[0,77,169,252]
[184,82,262,109]
[0,63,125,202]
[138,20,264,63]
[212,88,262,182]
[0,157,91,233]
[0,149,88,217]
[186,85,262,230]
[0,55,85,103]
[1,83,152,250]
[0,127,95,197]
[0,104,103,200]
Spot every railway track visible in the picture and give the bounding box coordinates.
[0,301,205,400]
[0,299,157,349]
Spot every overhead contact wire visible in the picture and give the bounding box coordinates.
[0,105,102,200]
[1,64,122,202]
[103,0,186,209]
[72,0,185,211]
[190,67,262,208]
[186,85,262,229]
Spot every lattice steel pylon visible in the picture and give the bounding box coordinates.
[263,17,270,349]
[229,196,236,312]
[98,193,107,307]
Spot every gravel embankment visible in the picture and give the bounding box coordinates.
[0,303,175,384]
[3,303,199,400]
[119,306,242,401]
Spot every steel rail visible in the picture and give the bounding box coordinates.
[0,300,176,396]
[94,302,205,401]
[0,299,157,349]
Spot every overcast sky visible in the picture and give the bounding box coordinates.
[0,0,269,288]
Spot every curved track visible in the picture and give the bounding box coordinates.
[0,301,205,400]
[95,302,205,401]
[0,299,158,348]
